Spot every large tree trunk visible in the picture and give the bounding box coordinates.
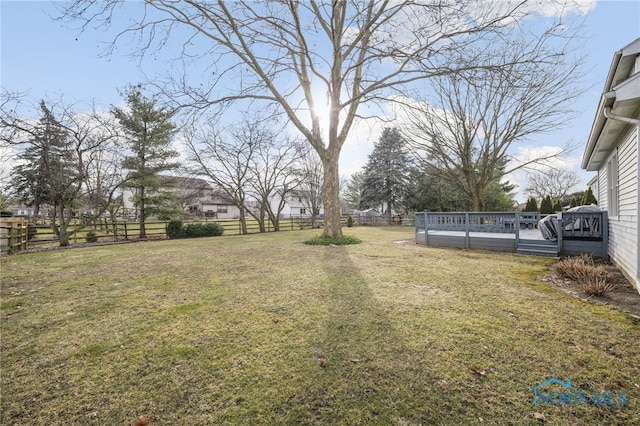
[472,192,484,212]
[239,207,248,235]
[56,203,70,247]
[321,147,342,238]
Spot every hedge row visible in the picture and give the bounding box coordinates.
[166,220,224,239]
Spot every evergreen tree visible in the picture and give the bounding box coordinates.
[524,197,538,212]
[360,127,411,220]
[569,196,578,208]
[113,86,179,238]
[404,168,471,212]
[12,101,81,246]
[540,195,554,214]
[552,199,563,212]
[582,186,597,205]
[342,171,365,210]
[483,180,516,211]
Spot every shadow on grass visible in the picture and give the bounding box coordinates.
[273,246,443,424]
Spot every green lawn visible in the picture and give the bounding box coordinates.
[1,227,638,425]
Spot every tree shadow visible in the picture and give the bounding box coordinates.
[275,246,444,424]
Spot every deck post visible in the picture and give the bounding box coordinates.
[465,212,470,249]
[425,212,429,246]
[515,212,520,245]
[557,213,563,256]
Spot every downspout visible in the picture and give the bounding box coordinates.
[603,106,640,126]
[603,100,640,291]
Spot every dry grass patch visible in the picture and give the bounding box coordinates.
[2,227,639,425]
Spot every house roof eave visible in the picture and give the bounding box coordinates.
[582,38,640,171]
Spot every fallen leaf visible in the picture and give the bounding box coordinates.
[85,411,98,418]
[469,365,486,376]
[349,358,362,363]
[133,417,149,426]
[533,412,546,421]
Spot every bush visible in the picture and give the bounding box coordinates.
[554,254,615,296]
[346,216,353,228]
[168,220,224,239]
[166,220,185,239]
[85,231,99,243]
[304,235,362,246]
[183,222,224,238]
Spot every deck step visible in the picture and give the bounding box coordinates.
[517,239,558,257]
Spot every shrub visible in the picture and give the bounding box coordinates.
[304,235,362,246]
[346,216,353,228]
[183,222,224,238]
[85,231,99,243]
[582,186,597,205]
[553,254,615,296]
[166,220,185,239]
[581,275,617,297]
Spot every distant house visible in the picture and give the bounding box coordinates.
[581,37,640,295]
[122,175,211,216]
[198,190,242,219]
[277,189,324,218]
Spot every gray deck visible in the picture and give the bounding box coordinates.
[414,211,608,258]
[423,229,544,239]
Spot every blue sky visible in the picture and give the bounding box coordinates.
[2,0,640,202]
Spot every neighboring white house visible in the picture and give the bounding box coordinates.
[275,189,324,218]
[199,190,242,219]
[581,37,640,295]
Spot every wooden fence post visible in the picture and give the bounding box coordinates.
[8,222,13,254]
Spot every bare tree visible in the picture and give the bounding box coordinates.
[184,116,258,235]
[0,96,121,246]
[293,147,324,228]
[526,168,581,202]
[59,1,584,237]
[247,132,304,232]
[402,24,587,211]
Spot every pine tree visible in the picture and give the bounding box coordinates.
[582,186,597,205]
[569,196,578,208]
[540,195,554,214]
[360,127,411,221]
[524,197,538,212]
[12,101,81,246]
[113,86,179,238]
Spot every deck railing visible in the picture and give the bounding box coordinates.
[415,210,608,257]
[558,211,605,239]
[415,212,540,234]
